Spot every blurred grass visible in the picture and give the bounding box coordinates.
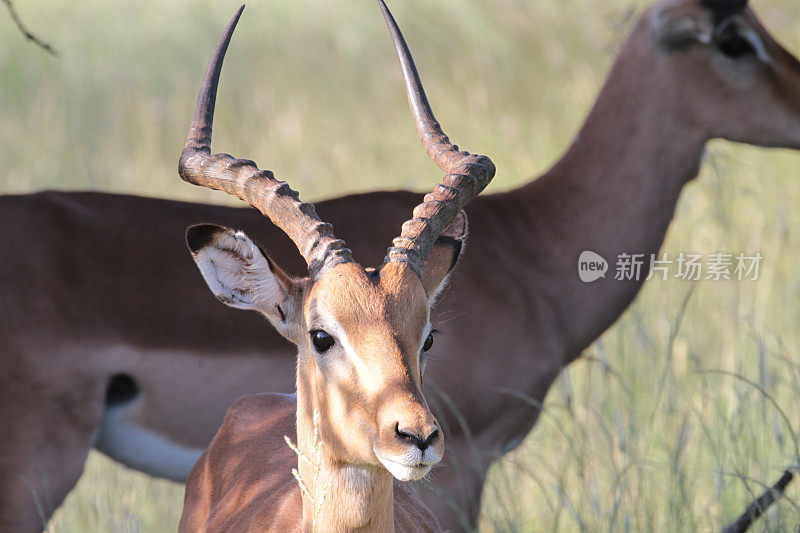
[2,0,800,531]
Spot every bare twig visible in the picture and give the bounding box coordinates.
[285,411,330,532]
[2,0,56,55]
[722,469,795,533]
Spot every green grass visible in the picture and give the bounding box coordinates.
[3,0,800,530]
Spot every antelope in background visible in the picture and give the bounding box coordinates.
[177,5,494,530]
[1,0,799,530]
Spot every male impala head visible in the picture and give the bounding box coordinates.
[645,0,800,147]
[178,4,494,483]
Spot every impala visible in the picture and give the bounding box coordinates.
[2,0,799,530]
[175,4,493,531]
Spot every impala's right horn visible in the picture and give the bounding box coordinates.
[378,0,495,279]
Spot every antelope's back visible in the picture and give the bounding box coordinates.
[0,190,419,352]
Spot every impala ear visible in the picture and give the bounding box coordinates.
[653,4,714,48]
[422,211,468,302]
[654,0,749,49]
[702,0,748,25]
[186,224,301,336]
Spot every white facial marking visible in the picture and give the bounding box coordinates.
[314,301,384,395]
[375,446,441,482]
[417,322,433,375]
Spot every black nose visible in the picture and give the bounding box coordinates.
[395,424,439,451]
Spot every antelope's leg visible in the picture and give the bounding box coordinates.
[0,374,102,533]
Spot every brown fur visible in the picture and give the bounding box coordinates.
[179,394,439,532]
[179,235,459,531]
[177,8,484,527]
[3,1,800,531]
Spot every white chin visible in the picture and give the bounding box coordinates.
[377,456,432,482]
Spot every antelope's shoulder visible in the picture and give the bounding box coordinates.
[207,392,298,474]
[180,393,301,532]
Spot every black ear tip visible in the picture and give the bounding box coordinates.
[702,0,748,22]
[701,0,748,7]
[186,224,223,253]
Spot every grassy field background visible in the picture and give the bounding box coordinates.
[3,0,800,530]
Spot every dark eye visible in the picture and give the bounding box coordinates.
[718,35,755,58]
[423,331,435,352]
[310,330,335,353]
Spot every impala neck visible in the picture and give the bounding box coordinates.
[512,21,707,357]
[295,360,395,533]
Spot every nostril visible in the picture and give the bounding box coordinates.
[419,428,439,451]
[395,423,416,443]
[395,424,439,451]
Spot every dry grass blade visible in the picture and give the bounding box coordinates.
[1,0,55,55]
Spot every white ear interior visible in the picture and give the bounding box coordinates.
[193,230,286,311]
